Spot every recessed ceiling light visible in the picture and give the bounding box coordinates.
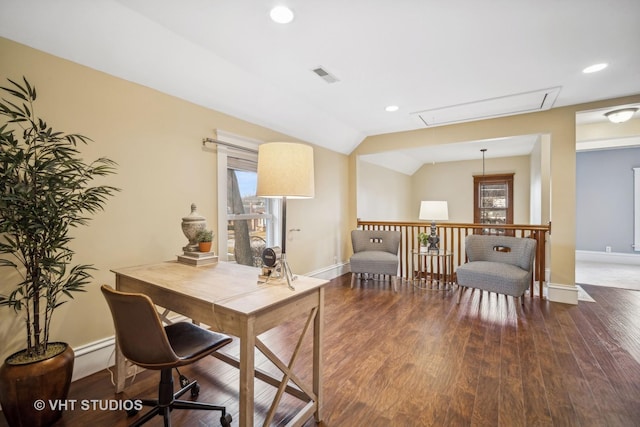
[385,105,399,112]
[582,63,608,74]
[270,6,294,24]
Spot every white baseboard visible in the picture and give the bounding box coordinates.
[71,337,115,382]
[576,250,640,266]
[547,283,578,305]
[538,269,578,305]
[71,313,190,382]
[305,262,349,280]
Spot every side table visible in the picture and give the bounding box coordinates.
[412,249,453,290]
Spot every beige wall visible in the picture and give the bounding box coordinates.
[288,146,351,271]
[0,37,350,361]
[356,159,413,221]
[357,153,532,225]
[411,155,531,223]
[577,118,640,142]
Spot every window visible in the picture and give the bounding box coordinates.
[473,173,514,234]
[215,132,279,266]
[227,167,276,266]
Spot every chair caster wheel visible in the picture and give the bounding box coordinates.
[126,407,139,417]
[179,374,190,388]
[190,382,200,398]
[220,413,232,426]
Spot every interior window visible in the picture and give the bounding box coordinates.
[473,173,514,234]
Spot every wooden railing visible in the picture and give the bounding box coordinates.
[357,220,551,298]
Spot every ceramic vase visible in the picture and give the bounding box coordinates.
[181,203,207,252]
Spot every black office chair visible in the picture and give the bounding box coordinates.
[101,285,233,427]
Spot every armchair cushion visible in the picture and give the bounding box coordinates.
[349,230,401,291]
[350,250,399,277]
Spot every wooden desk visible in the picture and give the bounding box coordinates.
[111,261,328,427]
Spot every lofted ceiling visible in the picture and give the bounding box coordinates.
[1,0,639,171]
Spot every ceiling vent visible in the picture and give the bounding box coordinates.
[312,66,340,84]
[412,87,561,127]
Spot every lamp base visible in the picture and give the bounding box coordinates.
[427,236,440,252]
[427,221,440,251]
[257,254,296,290]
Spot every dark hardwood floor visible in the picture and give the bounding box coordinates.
[3,274,639,426]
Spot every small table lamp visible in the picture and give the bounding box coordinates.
[419,201,449,251]
[257,142,315,290]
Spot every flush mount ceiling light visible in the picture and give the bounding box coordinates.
[385,105,399,112]
[582,63,608,73]
[604,107,639,123]
[270,5,294,24]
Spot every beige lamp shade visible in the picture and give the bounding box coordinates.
[419,201,449,221]
[257,142,315,198]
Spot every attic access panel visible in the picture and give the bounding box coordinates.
[413,87,561,127]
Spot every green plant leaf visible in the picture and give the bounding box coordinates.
[0,76,120,353]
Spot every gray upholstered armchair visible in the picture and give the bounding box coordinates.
[350,230,401,291]
[456,234,537,305]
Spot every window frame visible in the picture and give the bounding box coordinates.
[215,131,279,262]
[473,173,514,233]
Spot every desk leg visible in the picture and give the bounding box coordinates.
[313,288,325,422]
[114,276,126,393]
[114,339,126,393]
[239,317,256,427]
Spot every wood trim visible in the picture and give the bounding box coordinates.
[473,173,514,226]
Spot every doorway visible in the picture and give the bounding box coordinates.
[575,104,640,288]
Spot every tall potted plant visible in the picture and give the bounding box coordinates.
[0,77,119,426]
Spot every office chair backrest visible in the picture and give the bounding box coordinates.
[101,285,179,368]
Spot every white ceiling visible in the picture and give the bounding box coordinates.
[1,0,639,172]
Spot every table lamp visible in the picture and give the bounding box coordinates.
[257,142,315,290]
[419,201,449,251]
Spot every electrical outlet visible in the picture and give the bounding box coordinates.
[605,246,612,253]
